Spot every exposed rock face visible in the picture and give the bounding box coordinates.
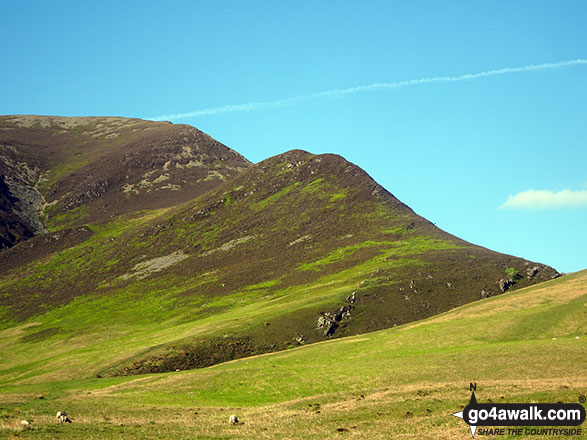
[497,278,515,292]
[317,304,354,336]
[0,178,32,249]
[526,266,540,278]
[317,312,338,336]
[0,148,46,250]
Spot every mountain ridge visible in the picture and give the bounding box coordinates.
[0,116,560,377]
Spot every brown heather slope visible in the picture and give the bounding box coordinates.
[0,144,560,377]
[0,115,250,251]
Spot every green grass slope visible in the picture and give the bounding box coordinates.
[1,269,584,439]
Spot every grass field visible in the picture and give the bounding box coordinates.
[1,270,585,439]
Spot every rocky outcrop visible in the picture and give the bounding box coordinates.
[526,266,540,278]
[317,304,354,336]
[497,278,515,292]
[480,289,492,299]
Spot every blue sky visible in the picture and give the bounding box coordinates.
[1,1,586,272]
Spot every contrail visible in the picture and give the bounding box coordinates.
[149,58,587,121]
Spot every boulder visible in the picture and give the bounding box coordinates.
[56,411,71,423]
[317,312,339,336]
[497,278,514,292]
[526,266,540,278]
[317,304,354,336]
[346,291,356,304]
[480,289,492,299]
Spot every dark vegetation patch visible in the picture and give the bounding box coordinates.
[113,336,264,375]
[0,226,93,275]
[19,326,63,343]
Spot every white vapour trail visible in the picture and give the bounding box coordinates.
[149,58,587,121]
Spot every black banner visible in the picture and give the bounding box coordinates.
[463,399,586,427]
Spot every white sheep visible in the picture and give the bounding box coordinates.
[20,420,31,430]
[229,414,239,425]
[56,411,72,423]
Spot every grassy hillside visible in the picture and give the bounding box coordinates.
[0,269,584,439]
[0,149,558,379]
